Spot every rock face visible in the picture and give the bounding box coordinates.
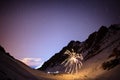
[1,24,120,80]
[38,24,120,74]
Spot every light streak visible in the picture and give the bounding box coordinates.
[61,49,83,74]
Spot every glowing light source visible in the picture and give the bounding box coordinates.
[61,49,83,74]
[70,57,77,63]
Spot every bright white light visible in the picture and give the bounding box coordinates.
[70,57,77,63]
[61,49,83,74]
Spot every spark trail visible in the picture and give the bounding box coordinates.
[61,49,83,74]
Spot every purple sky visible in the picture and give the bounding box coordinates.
[0,0,120,68]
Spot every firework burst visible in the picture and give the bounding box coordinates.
[61,49,83,74]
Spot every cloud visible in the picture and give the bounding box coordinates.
[21,58,43,69]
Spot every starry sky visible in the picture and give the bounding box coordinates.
[0,0,120,68]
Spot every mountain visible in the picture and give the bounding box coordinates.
[0,46,52,80]
[1,24,120,80]
[38,24,120,79]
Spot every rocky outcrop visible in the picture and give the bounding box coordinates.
[38,24,120,74]
[38,40,81,71]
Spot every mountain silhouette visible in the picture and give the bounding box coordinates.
[0,46,49,80]
[38,24,120,75]
[0,24,120,80]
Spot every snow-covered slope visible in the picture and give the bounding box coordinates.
[0,24,120,80]
[0,46,51,80]
[38,24,120,79]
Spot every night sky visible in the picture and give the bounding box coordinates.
[0,0,120,68]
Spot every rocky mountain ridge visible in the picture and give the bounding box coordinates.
[0,24,120,80]
[38,24,120,74]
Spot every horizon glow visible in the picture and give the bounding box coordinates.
[0,0,120,68]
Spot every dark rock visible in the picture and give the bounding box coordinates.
[0,45,6,53]
[39,40,81,71]
[38,24,120,73]
[109,24,120,30]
